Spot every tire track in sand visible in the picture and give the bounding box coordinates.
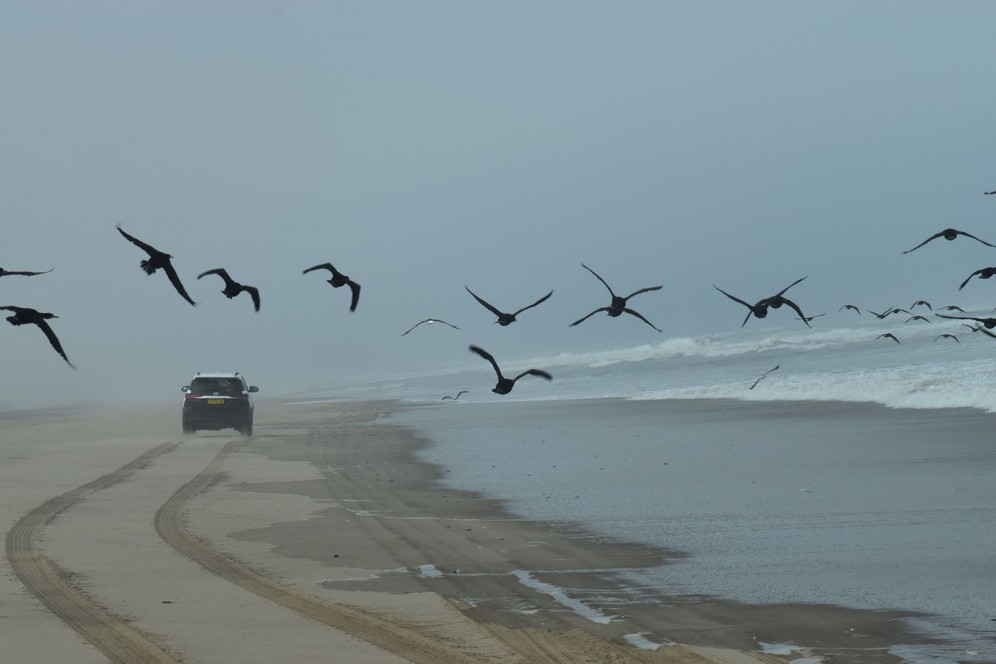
[6,441,182,664]
[154,437,480,664]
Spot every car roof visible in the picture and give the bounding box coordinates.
[192,372,245,379]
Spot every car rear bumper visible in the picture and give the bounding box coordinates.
[183,400,252,428]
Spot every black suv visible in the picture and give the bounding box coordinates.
[181,372,258,436]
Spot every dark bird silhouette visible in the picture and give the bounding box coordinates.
[959,267,996,290]
[798,313,824,323]
[402,318,461,336]
[571,264,662,331]
[465,286,553,326]
[839,304,861,315]
[714,277,810,328]
[961,323,983,333]
[197,268,260,312]
[867,308,908,319]
[940,305,966,312]
[910,300,933,311]
[469,345,552,395]
[749,365,779,390]
[1,306,75,368]
[0,267,52,277]
[303,262,361,312]
[985,190,996,195]
[936,313,996,329]
[905,315,931,324]
[903,228,995,254]
[442,390,469,401]
[116,225,196,306]
[934,334,959,343]
[877,333,901,344]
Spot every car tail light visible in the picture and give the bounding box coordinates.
[185,393,200,399]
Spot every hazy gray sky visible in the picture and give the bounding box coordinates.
[3,2,996,409]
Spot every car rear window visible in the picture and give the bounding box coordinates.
[190,377,245,396]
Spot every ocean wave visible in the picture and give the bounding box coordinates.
[630,358,996,413]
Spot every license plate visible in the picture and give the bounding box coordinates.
[207,399,225,405]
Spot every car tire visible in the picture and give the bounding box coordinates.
[182,419,195,434]
[243,418,253,437]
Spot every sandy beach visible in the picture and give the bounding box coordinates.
[0,399,941,663]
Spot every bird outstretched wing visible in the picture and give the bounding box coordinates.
[903,231,948,254]
[303,262,342,278]
[569,307,609,327]
[402,319,460,336]
[163,261,197,306]
[713,285,753,310]
[512,290,554,316]
[35,318,76,369]
[245,285,261,312]
[580,263,617,298]
[959,270,984,290]
[346,280,361,312]
[779,297,812,328]
[749,365,779,390]
[622,285,663,301]
[469,345,504,380]
[465,286,504,317]
[513,369,553,383]
[198,268,231,283]
[622,308,662,332]
[116,224,160,256]
[955,230,996,248]
[0,268,52,277]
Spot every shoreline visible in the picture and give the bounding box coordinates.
[228,398,931,663]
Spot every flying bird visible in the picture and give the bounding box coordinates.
[959,267,996,290]
[877,333,901,344]
[934,334,959,343]
[798,313,825,323]
[903,228,995,254]
[570,263,663,331]
[116,225,196,306]
[867,307,909,319]
[839,304,861,315]
[905,315,931,324]
[910,300,933,311]
[935,313,996,329]
[749,365,779,390]
[465,286,553,326]
[469,345,552,395]
[939,305,966,312]
[714,277,810,328]
[197,268,260,312]
[401,318,461,336]
[303,262,361,312]
[1,306,75,368]
[0,267,52,277]
[442,391,469,401]
[985,190,995,195]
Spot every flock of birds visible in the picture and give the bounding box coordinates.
[5,214,996,398]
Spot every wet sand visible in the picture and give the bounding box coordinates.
[0,399,934,663]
